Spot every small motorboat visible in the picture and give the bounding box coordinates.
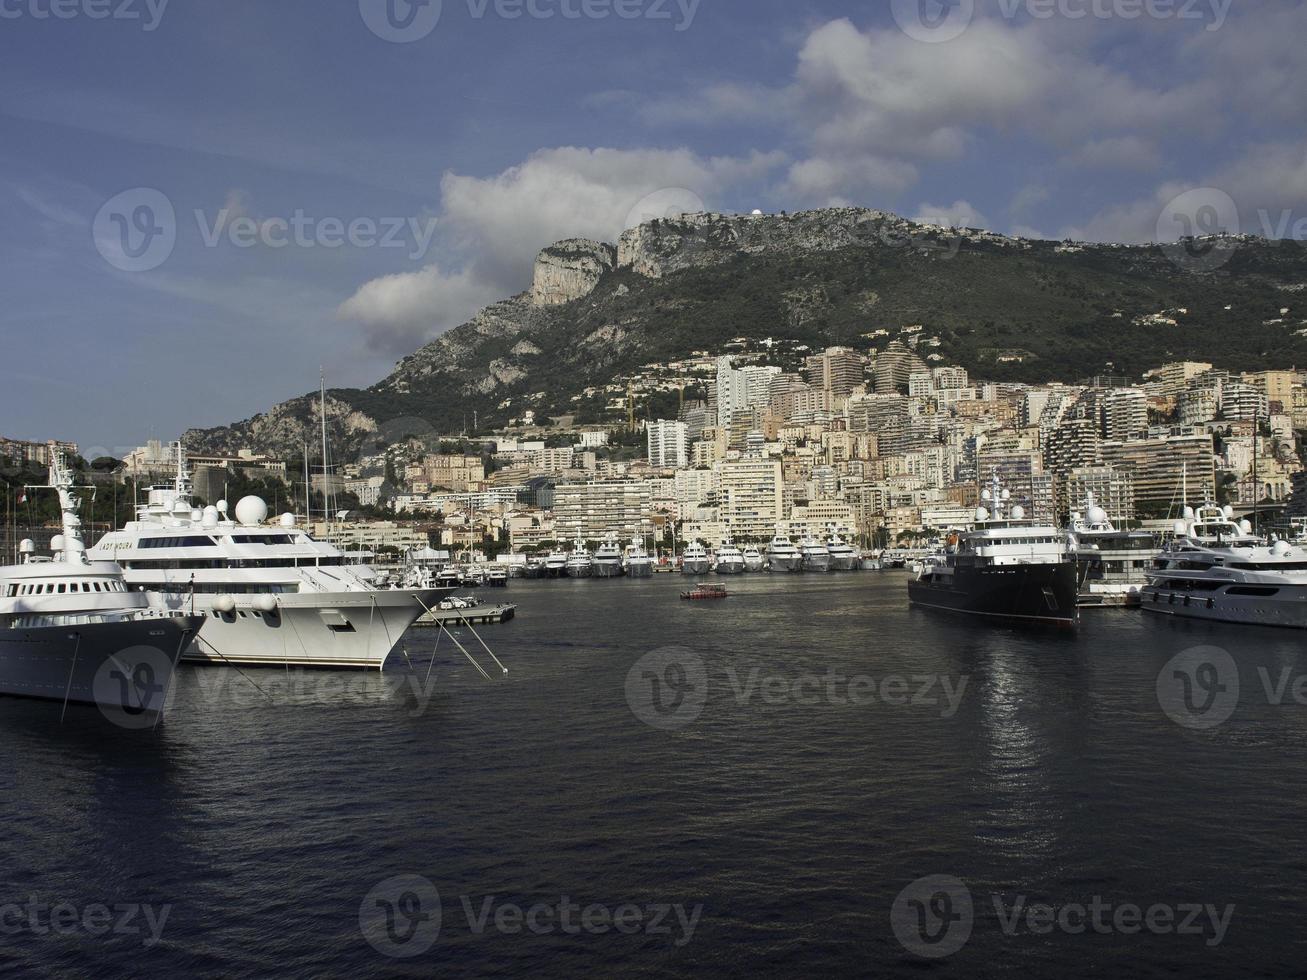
[681,582,728,601]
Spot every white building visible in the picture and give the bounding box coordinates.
[647,419,689,468]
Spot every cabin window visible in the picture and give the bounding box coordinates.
[57,584,66,593]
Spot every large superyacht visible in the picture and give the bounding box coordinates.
[714,537,745,575]
[622,537,654,577]
[798,530,831,572]
[1068,494,1156,607]
[680,539,712,576]
[592,533,625,578]
[565,535,595,578]
[766,530,802,572]
[1,453,204,714]
[1142,503,1307,628]
[825,531,859,571]
[907,474,1078,626]
[87,447,447,669]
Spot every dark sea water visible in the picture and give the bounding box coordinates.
[2,572,1306,978]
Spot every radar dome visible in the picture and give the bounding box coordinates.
[50,534,65,553]
[1001,489,1012,501]
[279,513,296,528]
[982,490,992,501]
[1239,520,1253,534]
[1010,505,1026,520]
[201,506,219,529]
[190,508,203,522]
[254,594,278,613]
[1222,505,1235,519]
[216,499,228,513]
[1173,520,1188,535]
[234,495,269,527]
[18,539,34,555]
[212,595,236,614]
[1272,540,1292,557]
[974,507,990,522]
[1086,506,1108,525]
[1182,506,1195,520]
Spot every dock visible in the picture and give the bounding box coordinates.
[415,603,517,627]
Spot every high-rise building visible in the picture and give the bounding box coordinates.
[1103,388,1149,441]
[1146,361,1214,395]
[872,341,928,394]
[552,481,654,539]
[805,347,864,396]
[715,458,784,540]
[1065,467,1135,524]
[1101,432,1215,514]
[647,419,688,469]
[1219,383,1269,422]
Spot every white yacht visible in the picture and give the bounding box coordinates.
[767,531,802,572]
[565,536,594,578]
[592,533,625,578]
[543,546,569,579]
[798,531,831,572]
[88,447,447,670]
[742,545,765,573]
[680,539,712,575]
[623,537,654,578]
[714,538,745,575]
[825,531,858,571]
[1,454,203,715]
[1068,495,1156,607]
[1143,503,1307,628]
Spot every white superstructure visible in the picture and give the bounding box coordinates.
[767,531,801,572]
[592,533,625,578]
[1143,504,1307,628]
[680,539,712,575]
[88,445,444,669]
[798,530,831,572]
[825,530,858,571]
[714,538,745,575]
[623,537,654,578]
[565,536,594,578]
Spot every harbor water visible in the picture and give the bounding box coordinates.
[2,573,1305,977]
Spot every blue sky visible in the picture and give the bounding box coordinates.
[1,0,1304,454]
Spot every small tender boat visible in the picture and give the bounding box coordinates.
[681,582,728,601]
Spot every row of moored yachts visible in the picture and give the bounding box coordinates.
[907,473,1307,630]
[523,530,870,578]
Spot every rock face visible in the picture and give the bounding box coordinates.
[183,394,377,460]
[531,239,617,306]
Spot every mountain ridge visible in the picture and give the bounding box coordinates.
[184,207,1307,458]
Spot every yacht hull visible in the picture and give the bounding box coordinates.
[592,562,625,578]
[715,560,745,575]
[908,563,1078,626]
[801,555,831,573]
[624,562,653,578]
[743,559,765,573]
[681,560,712,575]
[0,615,201,713]
[769,556,802,572]
[1141,582,1307,628]
[152,589,447,670]
[828,556,859,571]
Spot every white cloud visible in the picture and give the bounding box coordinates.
[1061,136,1162,172]
[337,264,503,356]
[338,146,786,352]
